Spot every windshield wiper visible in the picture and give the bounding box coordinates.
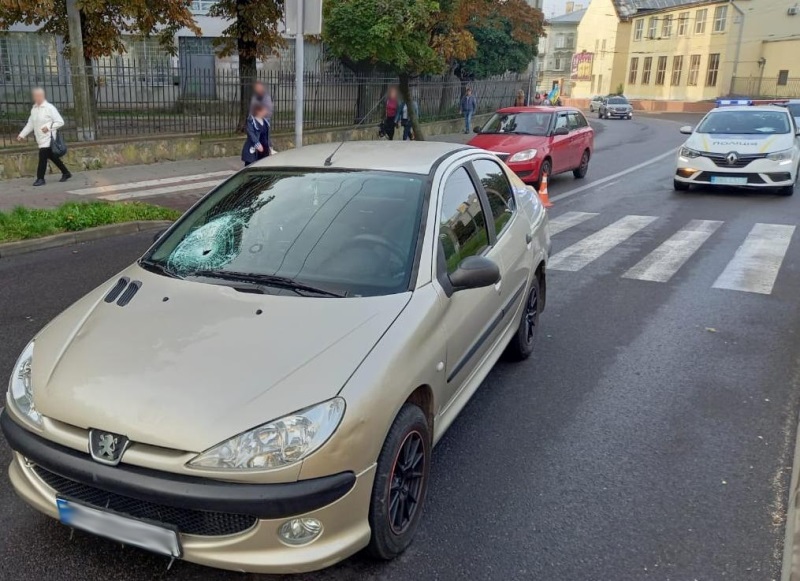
[139,258,183,279]
[189,270,345,297]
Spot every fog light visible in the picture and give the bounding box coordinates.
[278,518,323,546]
[677,168,696,177]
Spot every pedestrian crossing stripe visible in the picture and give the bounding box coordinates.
[548,213,796,295]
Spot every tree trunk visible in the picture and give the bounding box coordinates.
[399,73,424,141]
[237,11,257,133]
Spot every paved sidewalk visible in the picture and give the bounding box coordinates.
[0,132,471,212]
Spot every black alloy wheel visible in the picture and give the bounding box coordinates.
[388,431,425,534]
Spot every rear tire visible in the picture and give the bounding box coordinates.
[673,179,690,191]
[367,404,431,561]
[506,272,541,361]
[573,150,590,179]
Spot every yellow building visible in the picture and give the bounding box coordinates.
[572,0,800,101]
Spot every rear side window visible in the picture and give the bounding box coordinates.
[473,159,516,237]
[555,113,569,130]
[569,112,588,128]
[439,167,489,274]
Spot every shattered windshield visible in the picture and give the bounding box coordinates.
[141,169,427,297]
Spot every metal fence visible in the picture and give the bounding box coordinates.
[0,61,529,148]
[730,76,800,99]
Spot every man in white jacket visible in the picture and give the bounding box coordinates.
[17,88,72,186]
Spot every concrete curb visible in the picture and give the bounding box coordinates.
[0,220,173,258]
[781,407,800,580]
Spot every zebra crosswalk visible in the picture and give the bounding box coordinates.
[548,213,797,295]
[66,170,234,201]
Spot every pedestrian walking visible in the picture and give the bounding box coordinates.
[396,95,419,141]
[380,87,399,140]
[17,87,71,186]
[250,81,274,117]
[533,92,543,106]
[241,104,271,167]
[514,89,526,107]
[460,88,477,134]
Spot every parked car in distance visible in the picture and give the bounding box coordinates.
[599,96,633,120]
[1,141,551,574]
[589,95,604,112]
[469,106,594,187]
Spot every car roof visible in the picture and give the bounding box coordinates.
[710,105,790,113]
[496,106,574,113]
[249,141,470,174]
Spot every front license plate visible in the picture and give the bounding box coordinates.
[711,175,748,185]
[57,497,181,557]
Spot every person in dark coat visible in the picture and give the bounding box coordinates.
[241,104,270,167]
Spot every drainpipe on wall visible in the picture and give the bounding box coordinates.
[729,0,745,96]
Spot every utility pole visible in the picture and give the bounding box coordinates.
[65,0,95,141]
[294,0,304,149]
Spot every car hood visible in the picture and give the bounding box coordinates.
[31,264,410,452]
[468,133,549,153]
[687,132,794,154]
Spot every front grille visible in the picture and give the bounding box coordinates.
[696,171,766,184]
[33,465,257,537]
[702,152,765,168]
[495,153,510,162]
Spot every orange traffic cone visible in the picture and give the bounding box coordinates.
[538,173,553,208]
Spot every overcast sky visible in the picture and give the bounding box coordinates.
[542,0,582,19]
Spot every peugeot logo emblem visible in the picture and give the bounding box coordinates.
[89,429,130,466]
[726,151,739,165]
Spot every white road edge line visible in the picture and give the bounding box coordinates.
[623,219,723,283]
[67,170,234,196]
[712,223,795,295]
[549,148,678,203]
[98,180,224,201]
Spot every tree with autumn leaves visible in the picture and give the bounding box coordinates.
[324,0,543,140]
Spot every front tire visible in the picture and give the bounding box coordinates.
[506,272,541,361]
[673,179,690,191]
[573,150,590,179]
[535,159,552,188]
[367,404,431,560]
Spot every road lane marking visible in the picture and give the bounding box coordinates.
[548,211,599,236]
[549,215,658,271]
[98,180,224,201]
[549,148,677,203]
[712,223,795,294]
[67,171,234,195]
[623,219,723,283]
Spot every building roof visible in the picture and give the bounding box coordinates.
[251,141,470,174]
[613,0,704,19]
[547,8,587,24]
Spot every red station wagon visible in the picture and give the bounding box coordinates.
[468,106,594,187]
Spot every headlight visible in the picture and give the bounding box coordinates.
[508,149,538,163]
[679,146,701,159]
[187,398,345,470]
[766,149,793,162]
[8,341,41,427]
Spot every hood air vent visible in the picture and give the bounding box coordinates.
[116,280,142,307]
[104,277,130,303]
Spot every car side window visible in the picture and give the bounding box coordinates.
[569,112,588,129]
[567,113,580,130]
[472,158,516,238]
[439,167,489,274]
[555,113,569,130]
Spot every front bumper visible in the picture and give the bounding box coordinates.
[505,158,541,183]
[2,410,374,573]
[675,154,796,187]
[604,109,632,118]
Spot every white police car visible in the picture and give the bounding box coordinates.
[674,101,800,195]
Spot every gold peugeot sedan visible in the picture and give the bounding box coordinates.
[2,141,550,573]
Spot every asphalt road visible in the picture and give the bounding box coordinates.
[2,113,799,580]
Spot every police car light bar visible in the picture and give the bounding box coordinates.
[716,99,753,107]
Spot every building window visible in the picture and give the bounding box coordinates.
[591,74,596,93]
[601,39,607,53]
[648,17,658,39]
[705,53,720,86]
[655,56,667,85]
[642,57,653,84]
[677,12,689,35]
[713,5,727,32]
[688,54,701,85]
[595,39,599,53]
[566,34,575,49]
[634,19,644,41]
[191,0,215,14]
[695,9,707,34]
[556,34,565,49]
[778,70,789,85]
[629,57,639,84]
[662,15,673,37]
[554,57,563,71]
[671,55,683,85]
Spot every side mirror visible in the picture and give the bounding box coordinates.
[679,125,693,135]
[553,126,569,136]
[153,228,168,243]
[473,126,481,133]
[449,256,501,291]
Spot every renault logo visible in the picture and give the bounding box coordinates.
[726,151,739,165]
[89,429,130,466]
